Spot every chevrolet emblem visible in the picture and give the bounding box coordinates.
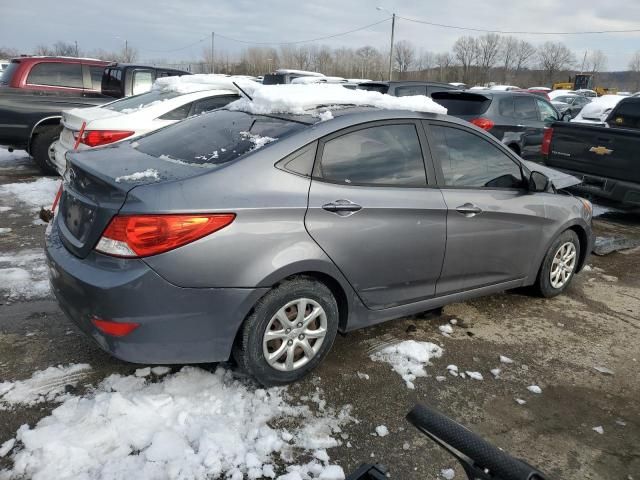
[589,146,613,156]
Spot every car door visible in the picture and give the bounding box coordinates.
[512,95,543,159]
[305,120,447,310]
[424,121,548,295]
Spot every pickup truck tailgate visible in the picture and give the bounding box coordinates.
[548,122,640,184]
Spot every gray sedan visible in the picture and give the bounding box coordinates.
[46,106,594,385]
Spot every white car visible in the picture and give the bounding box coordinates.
[51,75,256,175]
[571,94,626,125]
[489,85,520,91]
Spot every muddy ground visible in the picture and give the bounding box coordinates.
[1,154,638,479]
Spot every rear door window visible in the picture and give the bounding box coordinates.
[535,99,559,123]
[132,70,154,95]
[395,85,427,97]
[429,124,523,189]
[513,96,538,121]
[89,66,104,90]
[317,123,427,187]
[26,62,83,88]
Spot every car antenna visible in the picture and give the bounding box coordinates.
[233,82,253,101]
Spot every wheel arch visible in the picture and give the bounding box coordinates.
[28,116,62,153]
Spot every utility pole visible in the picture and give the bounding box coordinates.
[124,39,128,61]
[74,40,78,57]
[388,13,396,81]
[211,32,215,74]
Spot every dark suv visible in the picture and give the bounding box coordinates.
[432,90,565,160]
[0,56,109,94]
[357,80,461,98]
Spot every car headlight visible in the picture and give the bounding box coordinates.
[579,197,592,220]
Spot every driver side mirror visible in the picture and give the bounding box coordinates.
[561,112,572,122]
[529,171,550,192]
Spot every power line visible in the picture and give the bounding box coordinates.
[139,18,391,53]
[398,15,640,35]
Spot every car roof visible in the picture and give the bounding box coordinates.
[11,56,108,65]
[361,80,456,87]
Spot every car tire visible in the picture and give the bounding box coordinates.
[536,229,580,298]
[30,125,61,175]
[233,277,339,386]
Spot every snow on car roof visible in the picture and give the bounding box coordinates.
[274,68,325,77]
[228,84,448,116]
[153,74,261,95]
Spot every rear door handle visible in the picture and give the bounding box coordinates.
[456,203,482,217]
[322,200,362,215]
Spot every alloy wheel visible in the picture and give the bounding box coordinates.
[550,241,577,289]
[262,298,328,372]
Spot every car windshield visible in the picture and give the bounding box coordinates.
[135,109,308,165]
[103,90,183,112]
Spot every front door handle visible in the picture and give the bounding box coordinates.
[322,200,362,215]
[456,203,482,217]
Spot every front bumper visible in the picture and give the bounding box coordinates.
[45,220,268,364]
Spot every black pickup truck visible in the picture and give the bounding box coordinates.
[0,64,189,173]
[545,97,640,207]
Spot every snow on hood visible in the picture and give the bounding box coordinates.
[227,83,448,116]
[153,74,261,95]
[521,160,581,189]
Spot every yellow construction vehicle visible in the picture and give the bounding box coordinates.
[552,74,617,96]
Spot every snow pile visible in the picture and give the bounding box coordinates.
[527,385,542,394]
[0,178,59,212]
[375,426,389,437]
[115,169,160,183]
[0,249,50,300]
[370,340,443,389]
[1,366,353,480]
[153,74,261,95]
[0,364,91,409]
[240,131,277,150]
[229,84,448,116]
[441,468,455,479]
[439,324,453,336]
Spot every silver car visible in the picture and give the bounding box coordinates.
[46,106,593,386]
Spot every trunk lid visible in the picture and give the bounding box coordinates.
[57,143,205,258]
[61,106,120,130]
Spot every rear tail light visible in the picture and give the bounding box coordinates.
[95,213,236,258]
[92,318,140,337]
[74,130,134,147]
[541,127,554,156]
[470,117,495,130]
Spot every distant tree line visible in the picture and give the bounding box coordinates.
[3,36,640,90]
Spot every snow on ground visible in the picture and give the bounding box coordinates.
[0,364,91,410]
[375,426,389,437]
[0,149,32,172]
[228,84,448,116]
[0,178,60,213]
[115,169,160,183]
[440,468,455,479]
[370,340,443,389]
[0,366,353,480]
[0,249,51,300]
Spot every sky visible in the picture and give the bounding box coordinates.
[1,0,639,70]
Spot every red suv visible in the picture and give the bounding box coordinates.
[0,56,109,94]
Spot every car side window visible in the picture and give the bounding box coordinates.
[513,96,538,121]
[318,124,427,187]
[536,99,559,122]
[26,62,83,88]
[159,103,193,121]
[132,70,154,95]
[498,97,515,117]
[395,85,427,97]
[429,125,523,189]
[191,95,240,115]
[89,66,104,90]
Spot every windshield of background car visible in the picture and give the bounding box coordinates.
[103,90,183,112]
[135,109,307,165]
[357,83,389,94]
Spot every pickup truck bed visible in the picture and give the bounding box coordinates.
[546,99,640,207]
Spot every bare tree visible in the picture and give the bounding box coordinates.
[476,33,502,84]
[52,41,77,57]
[416,49,436,73]
[537,41,575,84]
[394,40,415,76]
[355,46,381,79]
[0,46,19,58]
[453,36,478,84]
[630,50,640,91]
[435,52,455,82]
[584,50,607,73]
[114,44,138,63]
[500,36,519,83]
[513,40,537,72]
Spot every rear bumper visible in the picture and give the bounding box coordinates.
[45,220,268,364]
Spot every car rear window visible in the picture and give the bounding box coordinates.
[357,83,389,94]
[262,74,286,85]
[102,68,123,97]
[104,90,182,112]
[135,109,307,166]
[430,92,491,116]
[609,99,640,129]
[0,61,20,85]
